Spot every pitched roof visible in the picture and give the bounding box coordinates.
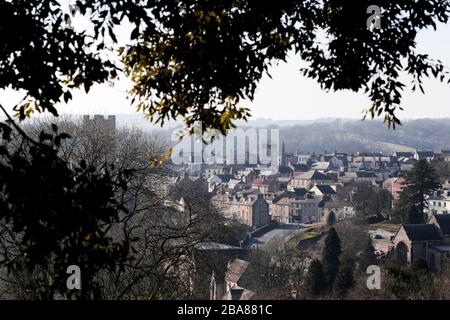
[294,170,331,181]
[293,187,308,197]
[416,151,435,157]
[434,214,450,236]
[314,185,336,195]
[217,174,234,183]
[272,189,307,203]
[225,259,249,284]
[252,179,273,186]
[402,224,442,242]
[290,163,309,172]
[395,152,414,157]
[311,161,330,170]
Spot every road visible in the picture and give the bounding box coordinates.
[250,223,303,250]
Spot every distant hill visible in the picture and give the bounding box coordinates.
[2,114,448,154]
[277,119,450,154]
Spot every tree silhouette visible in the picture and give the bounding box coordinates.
[397,159,440,223]
[334,265,354,298]
[1,1,449,131]
[322,227,342,287]
[326,211,337,227]
[304,259,327,297]
[0,120,132,299]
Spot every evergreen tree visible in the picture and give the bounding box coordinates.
[358,236,377,272]
[334,266,355,298]
[326,211,337,227]
[322,227,342,287]
[407,205,423,224]
[304,259,327,297]
[403,159,440,220]
[393,190,411,223]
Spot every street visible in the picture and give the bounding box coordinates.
[250,223,303,250]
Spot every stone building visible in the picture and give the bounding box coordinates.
[212,193,270,228]
[289,170,332,189]
[82,114,116,131]
[321,201,354,222]
[270,191,321,223]
[392,214,450,270]
[210,258,254,300]
[383,177,405,207]
[251,179,279,193]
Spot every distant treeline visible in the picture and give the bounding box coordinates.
[277,119,450,154]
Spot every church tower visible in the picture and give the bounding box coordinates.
[280,141,286,167]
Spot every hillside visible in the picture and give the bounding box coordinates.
[278,119,450,154]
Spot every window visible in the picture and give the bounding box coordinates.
[396,242,408,265]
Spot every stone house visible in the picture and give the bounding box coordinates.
[321,201,354,222]
[210,259,254,300]
[309,184,337,201]
[428,189,450,215]
[212,193,271,228]
[289,170,332,189]
[392,215,450,270]
[251,179,279,193]
[270,192,321,223]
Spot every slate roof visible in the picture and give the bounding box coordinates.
[252,179,273,186]
[314,185,336,195]
[293,188,308,197]
[217,174,234,183]
[225,259,249,284]
[294,170,331,181]
[395,152,414,158]
[434,214,450,236]
[290,163,310,172]
[272,189,308,203]
[416,151,435,158]
[312,162,330,170]
[403,224,442,242]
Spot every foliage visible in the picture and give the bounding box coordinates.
[333,265,355,298]
[304,259,327,297]
[326,211,336,227]
[0,117,244,299]
[322,227,342,287]
[384,263,432,299]
[339,182,392,223]
[2,1,450,131]
[431,160,450,184]
[0,121,132,299]
[245,246,307,299]
[358,237,377,273]
[395,159,440,223]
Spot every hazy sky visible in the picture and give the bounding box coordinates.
[1,11,450,122]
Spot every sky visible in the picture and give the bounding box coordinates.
[1,8,450,123]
